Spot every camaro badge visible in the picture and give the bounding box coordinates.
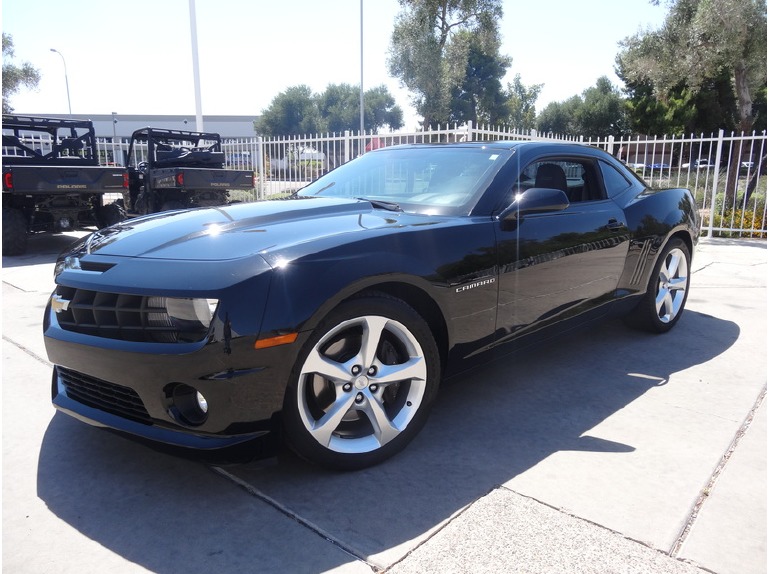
[51,294,71,313]
[455,277,496,293]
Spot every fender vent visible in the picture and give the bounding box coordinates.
[630,239,653,285]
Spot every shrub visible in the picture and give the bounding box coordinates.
[711,208,767,238]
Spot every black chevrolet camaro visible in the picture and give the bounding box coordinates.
[44,141,700,469]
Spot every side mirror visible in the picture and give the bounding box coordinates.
[499,187,570,222]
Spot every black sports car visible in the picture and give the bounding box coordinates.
[44,142,700,470]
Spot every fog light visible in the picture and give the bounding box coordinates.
[167,383,209,426]
[196,391,209,414]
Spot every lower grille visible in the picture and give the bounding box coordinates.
[58,367,152,424]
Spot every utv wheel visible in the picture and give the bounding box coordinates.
[97,203,126,228]
[2,208,28,256]
[626,237,691,333]
[282,295,440,470]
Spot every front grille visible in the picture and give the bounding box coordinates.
[58,367,151,424]
[53,286,208,343]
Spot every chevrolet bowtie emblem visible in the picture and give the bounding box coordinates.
[51,294,71,314]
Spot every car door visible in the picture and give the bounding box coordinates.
[493,156,630,344]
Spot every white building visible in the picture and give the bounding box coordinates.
[22,113,258,139]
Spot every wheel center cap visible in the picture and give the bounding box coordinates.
[354,376,369,390]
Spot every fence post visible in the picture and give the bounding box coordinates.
[256,136,265,199]
[707,129,725,238]
[344,130,351,164]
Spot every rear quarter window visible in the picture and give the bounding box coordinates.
[599,161,633,198]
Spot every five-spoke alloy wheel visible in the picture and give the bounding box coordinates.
[627,237,692,333]
[282,294,440,470]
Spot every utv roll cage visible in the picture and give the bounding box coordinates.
[1,115,100,166]
[126,127,226,169]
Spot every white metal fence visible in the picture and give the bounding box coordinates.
[92,123,766,238]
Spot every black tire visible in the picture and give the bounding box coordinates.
[2,208,28,256]
[96,203,126,228]
[625,237,691,333]
[282,294,440,470]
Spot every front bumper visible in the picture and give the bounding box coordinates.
[51,366,269,450]
[45,301,308,451]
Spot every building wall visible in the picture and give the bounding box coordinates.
[22,113,258,139]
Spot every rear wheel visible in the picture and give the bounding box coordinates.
[625,237,691,333]
[2,208,28,255]
[282,294,440,470]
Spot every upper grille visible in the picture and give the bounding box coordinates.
[53,286,209,343]
[58,367,151,424]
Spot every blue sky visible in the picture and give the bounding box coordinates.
[2,0,668,131]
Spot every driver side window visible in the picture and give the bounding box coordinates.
[516,158,605,203]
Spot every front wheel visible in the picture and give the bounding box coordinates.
[282,294,440,470]
[625,237,691,333]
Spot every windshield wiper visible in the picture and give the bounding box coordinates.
[356,197,403,212]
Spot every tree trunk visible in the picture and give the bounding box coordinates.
[733,62,755,133]
[724,63,755,203]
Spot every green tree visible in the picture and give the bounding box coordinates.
[576,76,630,138]
[388,0,505,128]
[255,85,321,136]
[503,74,542,131]
[256,84,404,136]
[2,33,40,114]
[536,77,628,138]
[318,84,404,133]
[537,97,582,136]
[617,0,766,134]
[447,29,510,125]
[361,85,404,132]
[618,58,740,134]
[317,83,362,133]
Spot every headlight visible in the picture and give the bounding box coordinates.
[53,255,81,279]
[147,297,219,342]
[165,298,219,329]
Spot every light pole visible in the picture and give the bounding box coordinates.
[50,48,72,116]
[188,0,203,132]
[359,0,365,136]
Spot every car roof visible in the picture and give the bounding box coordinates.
[382,140,609,157]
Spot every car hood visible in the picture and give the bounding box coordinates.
[73,197,443,263]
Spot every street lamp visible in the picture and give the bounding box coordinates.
[50,48,72,115]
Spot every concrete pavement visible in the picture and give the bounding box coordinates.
[2,233,766,573]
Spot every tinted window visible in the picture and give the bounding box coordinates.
[599,161,633,197]
[516,158,605,202]
[298,147,507,215]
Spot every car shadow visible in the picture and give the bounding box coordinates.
[36,309,740,572]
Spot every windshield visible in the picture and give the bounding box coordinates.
[297,146,507,215]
